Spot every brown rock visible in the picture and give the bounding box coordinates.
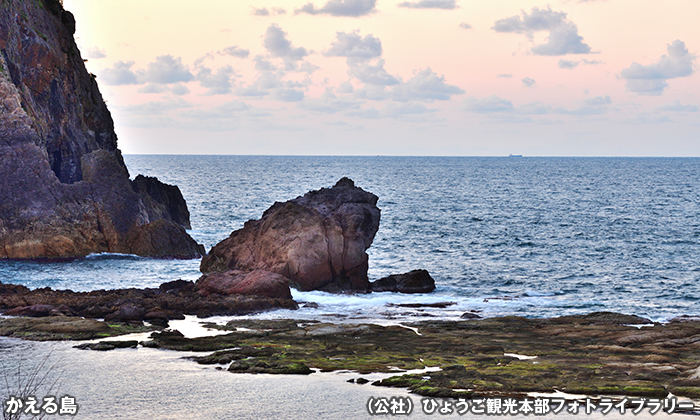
[197,270,293,300]
[201,177,380,292]
[5,304,55,317]
[370,269,436,293]
[0,0,203,259]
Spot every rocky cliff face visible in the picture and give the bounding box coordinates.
[200,178,381,292]
[0,0,203,258]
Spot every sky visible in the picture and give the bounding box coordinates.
[63,0,699,156]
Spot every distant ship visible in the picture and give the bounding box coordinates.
[508,154,523,157]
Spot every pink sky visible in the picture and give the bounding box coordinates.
[64,0,699,156]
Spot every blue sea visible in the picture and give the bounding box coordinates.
[2,155,698,322]
[2,156,699,419]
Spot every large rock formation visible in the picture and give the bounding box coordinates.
[200,177,381,292]
[0,0,203,258]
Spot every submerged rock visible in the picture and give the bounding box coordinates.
[201,177,381,292]
[0,0,203,259]
[370,269,436,293]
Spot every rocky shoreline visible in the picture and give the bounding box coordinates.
[1,308,699,404]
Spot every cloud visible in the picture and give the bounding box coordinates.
[557,95,612,115]
[301,88,361,113]
[521,77,536,87]
[517,101,552,115]
[264,24,309,70]
[658,100,698,112]
[496,73,513,78]
[398,0,458,10]
[137,84,168,94]
[337,81,354,93]
[196,65,237,95]
[390,68,465,101]
[84,46,106,59]
[252,7,287,16]
[117,98,192,115]
[295,0,377,17]
[582,59,603,65]
[349,59,400,86]
[100,61,139,85]
[273,88,305,102]
[325,31,382,59]
[220,46,250,58]
[493,7,592,56]
[459,23,472,30]
[382,102,436,118]
[464,96,514,113]
[558,59,579,69]
[252,7,270,16]
[170,83,191,96]
[620,40,695,95]
[140,55,194,84]
[180,101,250,119]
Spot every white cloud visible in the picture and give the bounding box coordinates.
[196,65,237,95]
[137,84,168,94]
[220,46,250,58]
[459,23,472,30]
[398,0,458,10]
[390,68,464,101]
[100,61,139,85]
[325,31,382,59]
[464,96,514,113]
[349,59,400,86]
[493,7,592,56]
[117,97,192,115]
[180,101,250,119]
[295,0,377,17]
[620,40,695,95]
[252,6,287,16]
[522,77,536,87]
[301,89,361,113]
[139,55,194,84]
[658,100,698,112]
[496,73,513,78]
[382,102,436,118]
[252,7,270,16]
[84,46,106,59]
[273,88,305,102]
[264,24,309,70]
[556,95,612,115]
[558,59,579,69]
[170,83,190,96]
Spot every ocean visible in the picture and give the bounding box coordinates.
[2,155,699,322]
[2,156,699,419]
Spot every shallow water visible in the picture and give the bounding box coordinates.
[1,336,694,419]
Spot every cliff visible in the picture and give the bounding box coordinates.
[0,0,204,258]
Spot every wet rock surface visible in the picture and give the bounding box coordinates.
[0,0,203,259]
[370,269,436,293]
[201,177,381,292]
[0,315,152,341]
[144,314,700,401]
[0,279,298,323]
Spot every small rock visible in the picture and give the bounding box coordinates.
[370,270,436,294]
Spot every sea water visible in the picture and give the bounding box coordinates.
[1,156,699,419]
[1,156,698,322]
